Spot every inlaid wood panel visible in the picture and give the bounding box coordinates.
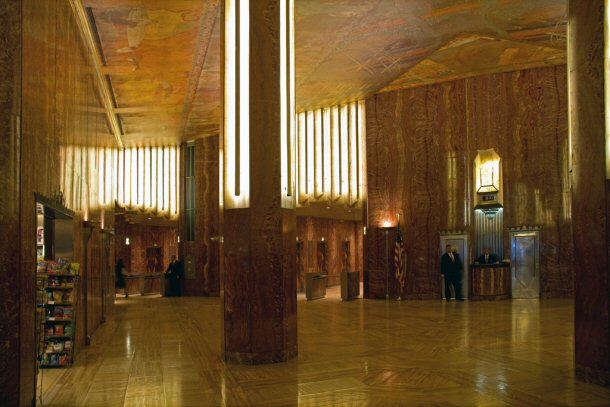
[38,294,610,407]
[366,65,569,300]
[568,1,610,387]
[0,0,22,405]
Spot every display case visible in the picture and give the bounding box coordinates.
[36,261,79,368]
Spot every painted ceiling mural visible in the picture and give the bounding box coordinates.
[84,0,566,144]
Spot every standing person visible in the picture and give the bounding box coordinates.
[115,259,127,298]
[440,244,464,301]
[165,255,184,297]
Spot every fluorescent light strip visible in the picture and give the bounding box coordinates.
[298,112,307,202]
[306,110,314,195]
[144,147,151,208]
[340,104,349,198]
[151,148,157,210]
[314,108,322,197]
[170,146,177,216]
[331,105,340,201]
[349,102,358,204]
[323,107,331,196]
[164,147,170,212]
[138,147,144,207]
[118,148,124,205]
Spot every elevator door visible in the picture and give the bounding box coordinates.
[511,232,540,298]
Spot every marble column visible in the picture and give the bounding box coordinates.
[0,1,22,404]
[222,0,297,364]
[569,1,610,386]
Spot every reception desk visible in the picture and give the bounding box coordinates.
[124,272,164,296]
[469,263,511,300]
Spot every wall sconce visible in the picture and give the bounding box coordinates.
[177,235,180,243]
[125,237,130,246]
[474,148,503,213]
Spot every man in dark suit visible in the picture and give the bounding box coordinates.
[441,244,464,301]
[165,255,185,297]
[476,247,498,264]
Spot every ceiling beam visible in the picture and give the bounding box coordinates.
[69,0,124,148]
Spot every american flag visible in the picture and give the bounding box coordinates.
[394,222,406,293]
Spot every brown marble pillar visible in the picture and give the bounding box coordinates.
[179,137,220,296]
[0,1,22,405]
[222,0,297,364]
[569,0,610,386]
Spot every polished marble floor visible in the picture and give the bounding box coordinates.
[38,287,610,406]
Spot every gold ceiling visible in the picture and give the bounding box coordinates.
[83,0,566,146]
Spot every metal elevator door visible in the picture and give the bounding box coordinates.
[510,231,540,299]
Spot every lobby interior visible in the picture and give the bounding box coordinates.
[2,1,610,406]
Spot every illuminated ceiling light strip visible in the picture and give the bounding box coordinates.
[280,0,295,208]
[358,100,366,199]
[68,0,123,148]
[349,102,358,204]
[157,147,163,213]
[224,0,250,208]
[234,0,241,196]
[289,0,296,201]
[238,0,250,206]
[331,105,340,201]
[170,147,177,216]
[340,104,349,198]
[144,147,151,208]
[131,148,138,208]
[314,108,322,198]
[175,146,180,216]
[151,148,158,211]
[323,107,331,197]
[105,147,112,206]
[306,110,314,195]
[118,149,124,205]
[298,112,307,203]
[138,147,144,207]
[98,148,105,206]
[164,147,170,213]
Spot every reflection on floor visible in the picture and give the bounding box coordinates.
[39,286,610,406]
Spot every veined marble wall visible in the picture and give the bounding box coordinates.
[366,65,570,299]
[296,217,363,290]
[3,1,117,404]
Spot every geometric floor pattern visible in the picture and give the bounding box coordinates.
[39,287,610,406]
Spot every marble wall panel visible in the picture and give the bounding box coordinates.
[115,217,178,277]
[296,217,363,290]
[0,0,21,405]
[366,65,569,299]
[568,0,610,386]
[466,67,571,298]
[12,0,115,404]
